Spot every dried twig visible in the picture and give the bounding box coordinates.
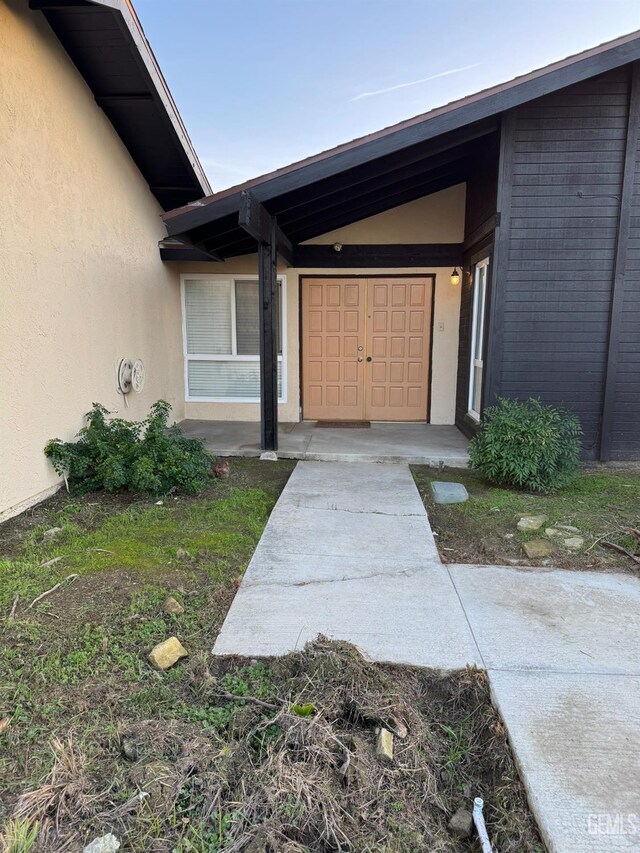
[28,574,78,609]
[214,691,279,711]
[39,556,64,569]
[601,541,640,564]
[625,527,640,542]
[9,595,19,621]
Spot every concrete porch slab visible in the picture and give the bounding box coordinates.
[448,564,640,675]
[178,419,469,466]
[489,670,640,852]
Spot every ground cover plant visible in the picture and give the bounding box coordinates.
[413,466,640,571]
[44,401,212,497]
[0,460,543,851]
[468,398,582,493]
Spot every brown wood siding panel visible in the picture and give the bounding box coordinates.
[495,70,629,459]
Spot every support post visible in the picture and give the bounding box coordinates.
[258,231,278,452]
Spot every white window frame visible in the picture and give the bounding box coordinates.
[180,273,287,404]
[467,258,489,421]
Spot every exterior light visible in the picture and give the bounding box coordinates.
[450,267,461,286]
[333,242,342,253]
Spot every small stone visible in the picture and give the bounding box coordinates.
[563,536,585,551]
[120,735,138,762]
[148,637,188,670]
[83,835,120,853]
[558,524,580,533]
[448,807,473,839]
[43,526,63,539]
[523,539,555,559]
[430,481,469,504]
[176,547,192,561]
[502,533,515,540]
[517,515,548,531]
[545,527,563,538]
[162,596,184,616]
[260,451,278,461]
[375,727,394,762]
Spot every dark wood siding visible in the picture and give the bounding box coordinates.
[490,69,630,459]
[610,100,640,458]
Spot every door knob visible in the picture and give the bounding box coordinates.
[357,357,363,363]
[366,356,372,362]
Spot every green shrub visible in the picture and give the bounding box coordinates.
[45,401,213,496]
[468,398,582,493]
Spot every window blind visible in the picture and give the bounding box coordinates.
[184,279,232,354]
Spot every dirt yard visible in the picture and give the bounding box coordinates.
[1,460,542,851]
[412,466,640,572]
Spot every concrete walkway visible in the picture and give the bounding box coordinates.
[214,461,640,852]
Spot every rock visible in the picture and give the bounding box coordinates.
[502,532,515,540]
[563,536,585,551]
[176,547,192,561]
[430,481,469,504]
[544,527,563,538]
[260,451,278,461]
[517,515,548,531]
[523,539,555,559]
[83,835,120,853]
[43,526,63,539]
[375,727,394,762]
[162,596,184,616]
[120,735,138,762]
[448,807,473,838]
[148,637,188,670]
[558,524,580,533]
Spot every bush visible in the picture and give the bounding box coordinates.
[468,398,582,493]
[45,401,213,496]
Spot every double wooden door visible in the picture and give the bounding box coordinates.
[302,277,432,421]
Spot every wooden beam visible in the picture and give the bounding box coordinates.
[239,192,293,266]
[293,243,463,268]
[600,62,640,461]
[483,111,517,411]
[463,213,499,252]
[159,242,219,262]
[258,232,278,451]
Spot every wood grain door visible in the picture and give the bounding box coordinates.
[302,278,366,420]
[365,278,432,421]
[302,277,431,421]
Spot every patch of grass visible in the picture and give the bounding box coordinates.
[412,466,640,570]
[0,459,295,847]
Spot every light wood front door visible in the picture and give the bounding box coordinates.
[302,277,432,421]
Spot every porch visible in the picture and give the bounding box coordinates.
[179,419,469,466]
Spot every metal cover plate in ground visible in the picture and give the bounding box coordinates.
[430,481,469,504]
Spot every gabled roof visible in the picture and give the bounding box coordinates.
[162,29,640,256]
[30,0,211,210]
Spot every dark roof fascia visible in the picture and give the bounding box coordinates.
[163,31,640,237]
[30,0,211,205]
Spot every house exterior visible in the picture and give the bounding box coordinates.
[1,0,639,520]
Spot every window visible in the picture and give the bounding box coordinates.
[182,275,285,402]
[468,258,489,420]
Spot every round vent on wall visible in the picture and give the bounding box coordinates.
[131,359,145,393]
[117,358,134,394]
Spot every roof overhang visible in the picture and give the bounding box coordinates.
[30,0,211,210]
[161,29,640,257]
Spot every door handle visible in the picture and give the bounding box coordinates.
[366,356,372,362]
[357,357,363,363]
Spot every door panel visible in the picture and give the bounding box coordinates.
[302,278,366,420]
[365,278,431,421]
[302,277,431,421]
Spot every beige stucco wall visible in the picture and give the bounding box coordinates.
[304,184,465,244]
[0,0,184,519]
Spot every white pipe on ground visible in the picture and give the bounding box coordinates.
[473,797,493,853]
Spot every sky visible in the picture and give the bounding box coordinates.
[135,0,640,191]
